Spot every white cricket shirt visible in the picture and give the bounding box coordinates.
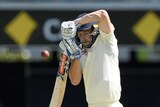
[80,30,122,105]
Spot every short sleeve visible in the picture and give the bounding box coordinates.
[99,30,117,45]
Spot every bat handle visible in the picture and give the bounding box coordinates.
[58,53,68,75]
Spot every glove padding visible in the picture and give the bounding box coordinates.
[59,38,82,60]
[61,21,76,39]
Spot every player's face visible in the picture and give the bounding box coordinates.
[77,29,93,48]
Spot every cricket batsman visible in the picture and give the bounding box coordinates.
[59,9,123,107]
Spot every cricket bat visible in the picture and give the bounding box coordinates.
[49,53,70,107]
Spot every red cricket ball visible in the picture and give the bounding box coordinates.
[41,50,50,59]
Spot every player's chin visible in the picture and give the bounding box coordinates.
[83,43,92,48]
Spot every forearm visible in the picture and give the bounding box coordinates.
[69,59,82,86]
[74,10,99,25]
[74,9,114,33]
[74,9,107,25]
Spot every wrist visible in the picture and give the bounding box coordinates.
[71,59,80,63]
[74,18,81,28]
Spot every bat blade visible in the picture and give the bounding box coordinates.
[49,54,69,107]
[49,72,67,107]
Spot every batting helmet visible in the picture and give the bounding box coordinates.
[74,13,100,48]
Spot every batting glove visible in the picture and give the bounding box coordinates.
[61,21,77,40]
[59,38,82,60]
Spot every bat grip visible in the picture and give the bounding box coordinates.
[58,53,68,75]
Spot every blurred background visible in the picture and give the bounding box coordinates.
[0,0,160,107]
